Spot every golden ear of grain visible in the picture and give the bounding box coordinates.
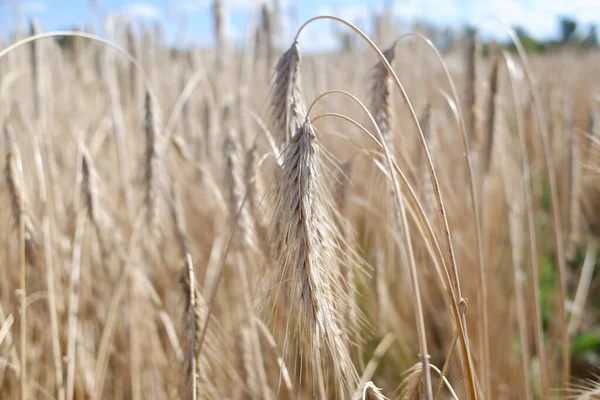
[567,129,582,259]
[4,126,39,267]
[143,91,163,234]
[223,129,256,251]
[29,17,41,117]
[465,28,480,143]
[482,56,499,176]
[271,41,306,153]
[179,259,222,400]
[80,146,121,264]
[418,103,436,218]
[245,144,270,254]
[212,0,226,70]
[260,3,274,77]
[398,363,424,400]
[370,45,396,149]
[126,23,139,101]
[352,381,388,400]
[272,119,357,391]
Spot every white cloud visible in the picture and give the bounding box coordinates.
[176,0,210,12]
[393,0,460,23]
[122,2,161,20]
[176,0,270,13]
[315,5,366,22]
[20,1,47,13]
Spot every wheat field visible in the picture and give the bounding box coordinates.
[0,3,599,399]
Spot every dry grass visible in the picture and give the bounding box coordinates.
[0,7,599,400]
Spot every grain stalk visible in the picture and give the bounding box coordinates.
[4,129,28,400]
[500,115,533,400]
[31,132,64,400]
[503,52,549,398]
[65,141,88,400]
[505,28,571,384]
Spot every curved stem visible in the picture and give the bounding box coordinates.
[503,23,570,385]
[395,32,489,396]
[307,89,453,299]
[164,67,208,140]
[312,111,473,400]
[502,51,549,399]
[309,94,433,397]
[0,31,158,112]
[295,17,476,398]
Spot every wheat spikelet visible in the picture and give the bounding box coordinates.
[212,0,225,70]
[241,326,260,398]
[180,257,198,400]
[482,56,499,176]
[399,363,424,400]
[178,259,225,399]
[370,45,396,150]
[4,126,39,267]
[568,128,583,259]
[245,143,270,256]
[29,18,42,118]
[223,128,255,251]
[202,97,213,161]
[352,381,388,400]
[271,41,306,152]
[143,90,163,234]
[80,146,114,264]
[4,124,34,400]
[271,119,357,392]
[417,103,436,220]
[465,28,480,143]
[260,3,273,80]
[126,23,139,102]
[169,181,191,259]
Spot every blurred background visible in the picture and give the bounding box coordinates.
[1,0,599,53]
[0,1,600,399]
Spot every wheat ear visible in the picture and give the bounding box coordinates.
[273,119,357,393]
[5,126,39,267]
[143,90,162,234]
[370,45,396,150]
[465,28,480,143]
[352,381,388,400]
[271,41,306,153]
[482,55,499,176]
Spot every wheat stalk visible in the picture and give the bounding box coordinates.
[500,113,533,400]
[4,126,30,400]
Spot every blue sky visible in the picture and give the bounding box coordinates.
[1,0,599,51]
